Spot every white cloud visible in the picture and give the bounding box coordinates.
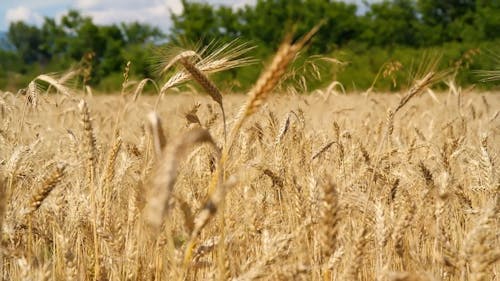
[75,0,100,9]
[72,0,182,30]
[164,0,183,15]
[231,0,256,9]
[69,0,257,31]
[87,6,166,25]
[5,6,43,25]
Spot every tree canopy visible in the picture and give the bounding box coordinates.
[1,0,499,91]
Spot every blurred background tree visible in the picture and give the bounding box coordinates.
[0,0,499,92]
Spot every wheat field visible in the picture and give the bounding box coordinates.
[0,35,499,281]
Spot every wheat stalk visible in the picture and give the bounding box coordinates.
[207,25,321,196]
[132,78,160,101]
[144,127,220,231]
[147,112,167,159]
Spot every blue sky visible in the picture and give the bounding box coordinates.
[0,0,369,32]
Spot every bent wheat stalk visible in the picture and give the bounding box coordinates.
[178,57,228,143]
[133,78,160,102]
[144,128,220,231]
[18,73,74,134]
[157,40,255,96]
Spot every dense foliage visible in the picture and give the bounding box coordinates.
[1,0,499,92]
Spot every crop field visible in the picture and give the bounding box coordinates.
[0,36,499,281]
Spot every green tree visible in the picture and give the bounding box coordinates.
[57,11,128,82]
[238,0,302,47]
[97,25,126,77]
[59,11,101,60]
[315,0,361,51]
[361,0,419,46]
[171,0,360,53]
[417,0,477,43]
[120,23,163,78]
[240,0,360,52]
[216,6,242,39]
[40,17,68,62]
[61,10,87,33]
[418,0,476,26]
[170,0,219,44]
[473,0,500,39]
[7,22,44,64]
[121,22,164,44]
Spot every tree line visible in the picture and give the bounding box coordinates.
[1,0,499,92]
[172,0,499,50]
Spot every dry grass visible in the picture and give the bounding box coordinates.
[0,35,499,280]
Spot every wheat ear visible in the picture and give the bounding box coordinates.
[35,74,73,96]
[343,227,369,280]
[144,128,220,231]
[319,181,339,260]
[78,99,101,279]
[179,58,227,142]
[78,100,97,190]
[147,112,167,159]
[156,41,254,107]
[26,163,66,216]
[100,131,122,221]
